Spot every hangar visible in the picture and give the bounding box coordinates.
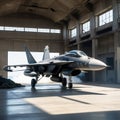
[0,0,120,83]
[0,0,120,120]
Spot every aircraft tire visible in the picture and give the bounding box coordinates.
[62,78,67,87]
[31,79,37,88]
[68,83,73,89]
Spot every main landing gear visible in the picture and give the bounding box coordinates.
[31,75,43,88]
[31,75,73,89]
[31,79,37,88]
[61,76,73,89]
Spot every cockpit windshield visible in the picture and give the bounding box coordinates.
[66,50,87,57]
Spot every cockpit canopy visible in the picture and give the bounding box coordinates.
[66,50,87,57]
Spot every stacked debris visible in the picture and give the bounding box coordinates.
[0,76,25,89]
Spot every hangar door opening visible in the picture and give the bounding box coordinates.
[117,47,120,83]
[8,51,59,84]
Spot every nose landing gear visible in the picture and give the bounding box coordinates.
[68,76,73,89]
[62,78,67,88]
[68,83,73,89]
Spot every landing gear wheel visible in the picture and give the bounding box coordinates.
[62,78,67,88]
[68,83,73,89]
[31,79,37,88]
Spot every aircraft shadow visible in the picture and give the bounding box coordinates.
[8,84,106,99]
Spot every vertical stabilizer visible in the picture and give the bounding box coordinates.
[42,45,50,60]
[25,47,36,63]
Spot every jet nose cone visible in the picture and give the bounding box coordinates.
[89,58,107,71]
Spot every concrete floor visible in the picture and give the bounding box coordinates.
[0,83,120,120]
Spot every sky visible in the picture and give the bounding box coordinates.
[8,51,59,84]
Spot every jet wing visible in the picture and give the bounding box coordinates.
[40,59,73,65]
[3,60,73,72]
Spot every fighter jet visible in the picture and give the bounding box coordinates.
[3,46,107,89]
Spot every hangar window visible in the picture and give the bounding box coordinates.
[38,28,50,33]
[50,29,61,33]
[69,28,77,38]
[0,26,4,30]
[82,21,90,33]
[98,9,113,26]
[0,26,61,33]
[5,27,18,31]
[1,26,24,32]
[25,27,37,32]
[14,27,24,31]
